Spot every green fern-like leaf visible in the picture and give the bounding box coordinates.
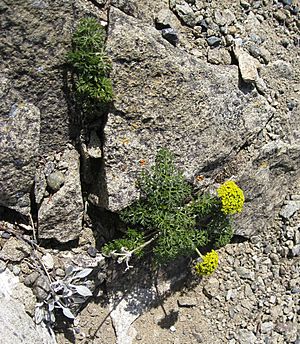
[119,149,210,264]
[138,149,191,211]
[102,228,145,257]
[67,17,113,104]
[107,149,242,268]
[206,214,234,248]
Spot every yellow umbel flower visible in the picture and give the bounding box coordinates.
[194,250,219,276]
[217,181,244,215]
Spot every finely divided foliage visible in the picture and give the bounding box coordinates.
[67,17,113,105]
[103,149,245,275]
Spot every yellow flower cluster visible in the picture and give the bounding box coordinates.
[194,250,219,276]
[217,181,244,215]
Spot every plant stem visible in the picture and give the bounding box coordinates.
[195,247,203,258]
[131,234,158,254]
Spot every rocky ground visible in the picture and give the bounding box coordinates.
[1,199,299,344]
[131,212,300,344]
[56,200,300,344]
[0,0,299,343]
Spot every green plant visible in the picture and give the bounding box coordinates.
[206,213,234,248]
[119,149,208,264]
[102,228,145,258]
[192,193,220,218]
[103,149,244,274]
[66,17,113,105]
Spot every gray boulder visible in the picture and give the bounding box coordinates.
[104,7,273,213]
[233,140,300,237]
[0,0,106,232]
[0,0,104,218]
[0,269,56,344]
[0,0,75,215]
[0,98,40,215]
[38,148,84,242]
[0,0,74,156]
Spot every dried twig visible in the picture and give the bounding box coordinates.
[29,214,37,243]
[111,235,158,271]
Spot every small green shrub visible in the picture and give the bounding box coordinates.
[67,17,113,105]
[119,149,208,264]
[103,149,245,274]
[192,193,220,218]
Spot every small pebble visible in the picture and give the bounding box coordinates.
[74,327,81,334]
[55,268,65,278]
[291,245,300,257]
[207,36,222,47]
[12,265,21,276]
[290,6,299,15]
[291,288,300,294]
[97,272,106,283]
[1,232,11,239]
[274,10,287,22]
[287,100,297,110]
[281,0,292,5]
[192,331,203,343]
[177,297,197,307]
[250,236,260,244]
[240,0,250,9]
[281,38,290,47]
[47,171,65,192]
[161,28,179,46]
[0,260,6,273]
[24,271,39,287]
[136,334,142,341]
[87,246,98,258]
[42,253,54,270]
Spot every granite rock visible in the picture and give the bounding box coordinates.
[0,237,31,262]
[0,100,40,215]
[104,7,273,214]
[38,149,84,242]
[0,269,56,344]
[234,45,260,83]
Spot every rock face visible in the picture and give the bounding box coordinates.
[0,0,74,216]
[0,269,56,344]
[0,0,299,245]
[0,99,40,215]
[104,7,273,215]
[38,148,84,242]
[0,0,102,240]
[0,0,74,155]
